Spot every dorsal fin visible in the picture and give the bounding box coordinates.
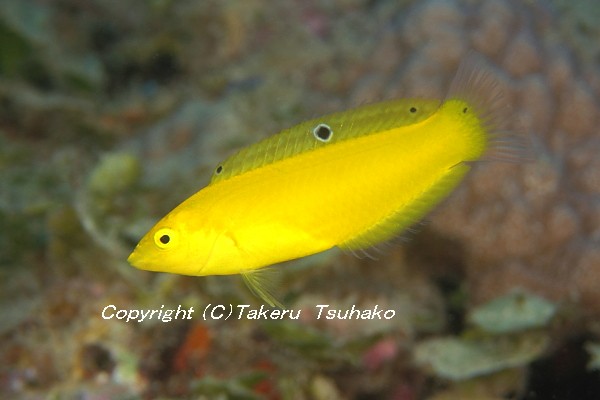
[210,98,441,184]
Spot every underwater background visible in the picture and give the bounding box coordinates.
[1,0,600,398]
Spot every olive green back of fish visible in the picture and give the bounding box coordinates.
[210,98,441,184]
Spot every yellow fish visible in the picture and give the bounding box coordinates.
[128,56,519,307]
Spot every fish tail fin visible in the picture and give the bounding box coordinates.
[446,52,533,163]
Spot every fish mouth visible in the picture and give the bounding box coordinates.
[127,248,142,269]
[127,250,161,272]
[127,246,156,271]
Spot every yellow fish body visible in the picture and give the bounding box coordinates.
[128,57,516,306]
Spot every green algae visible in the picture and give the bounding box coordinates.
[586,342,600,371]
[553,0,600,66]
[469,290,557,334]
[190,373,267,400]
[415,331,549,381]
[87,153,141,198]
[415,290,558,381]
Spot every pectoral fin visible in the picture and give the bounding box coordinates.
[241,268,284,309]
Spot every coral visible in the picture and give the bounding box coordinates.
[363,0,600,315]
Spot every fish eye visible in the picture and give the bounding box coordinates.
[463,107,468,113]
[410,106,417,113]
[154,228,178,249]
[215,165,223,174]
[313,123,333,142]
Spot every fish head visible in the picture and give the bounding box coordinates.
[127,211,218,276]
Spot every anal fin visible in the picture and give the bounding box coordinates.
[339,164,470,251]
